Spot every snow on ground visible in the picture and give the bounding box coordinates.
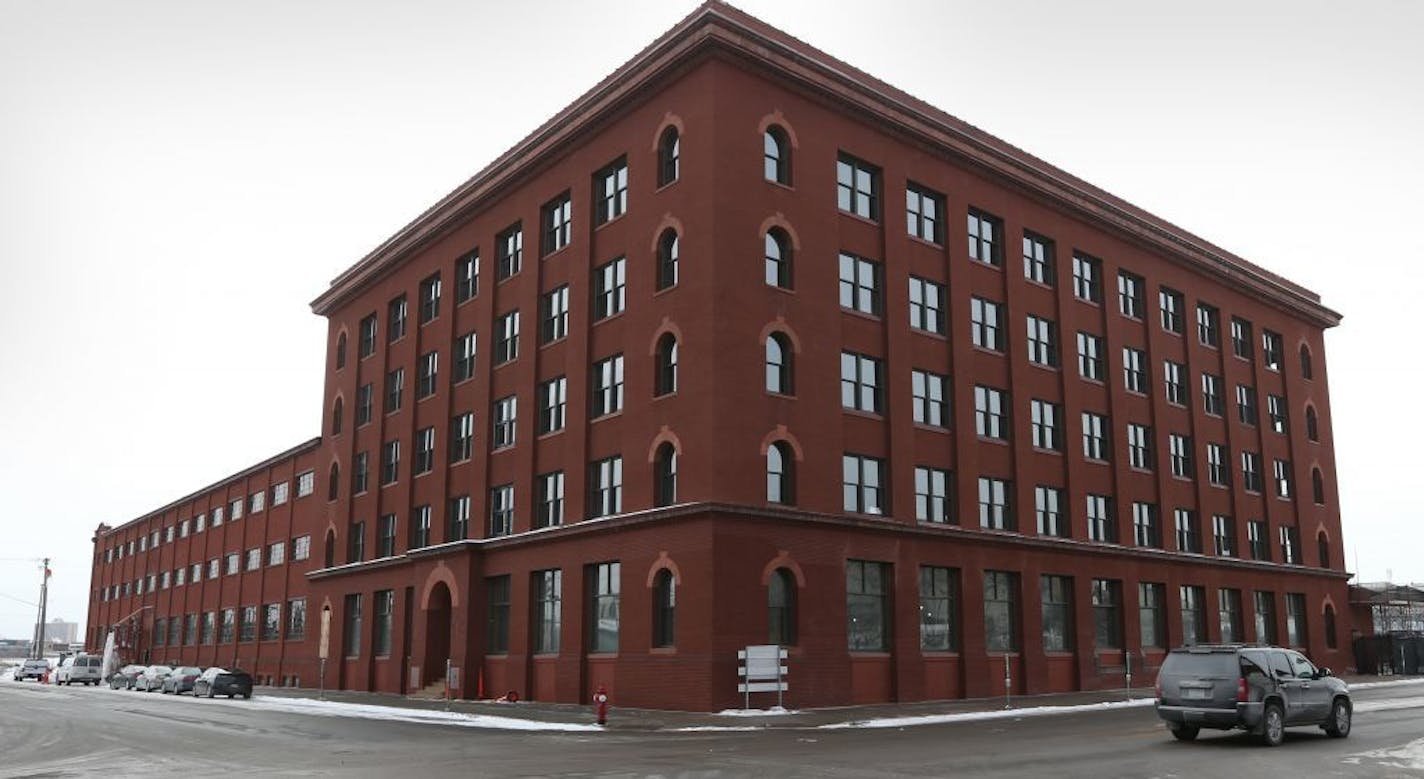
[716,706,796,717]
[1349,737,1424,772]
[817,698,1156,730]
[1351,677,1424,690]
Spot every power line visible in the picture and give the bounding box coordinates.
[0,592,38,608]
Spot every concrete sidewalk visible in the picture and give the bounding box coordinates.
[250,673,1420,732]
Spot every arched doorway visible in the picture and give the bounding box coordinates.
[424,581,452,683]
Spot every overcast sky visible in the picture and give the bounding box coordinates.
[1,0,1420,641]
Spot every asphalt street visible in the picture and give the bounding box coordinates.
[2,679,1422,778]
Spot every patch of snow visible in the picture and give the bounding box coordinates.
[818,697,1155,730]
[673,725,765,732]
[1353,696,1424,714]
[1352,737,1424,772]
[716,706,797,717]
[1350,677,1424,690]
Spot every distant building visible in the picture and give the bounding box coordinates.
[36,619,77,646]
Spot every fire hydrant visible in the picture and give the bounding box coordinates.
[593,684,609,726]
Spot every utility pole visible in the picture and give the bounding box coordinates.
[31,558,50,660]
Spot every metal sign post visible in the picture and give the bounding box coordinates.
[445,658,452,711]
[737,645,788,709]
[318,608,331,700]
[1003,655,1011,709]
[1125,651,1133,691]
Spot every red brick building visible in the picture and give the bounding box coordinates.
[88,2,1349,710]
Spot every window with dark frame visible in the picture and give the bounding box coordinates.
[836,154,879,220]
[456,250,479,302]
[984,571,1019,652]
[658,126,679,187]
[1133,502,1160,548]
[911,369,947,428]
[417,351,438,399]
[541,192,572,256]
[765,333,793,394]
[1072,254,1102,303]
[373,590,394,656]
[1197,303,1220,347]
[908,276,945,334]
[419,273,441,324]
[1030,399,1060,451]
[971,297,1003,351]
[656,230,678,290]
[846,559,889,651]
[590,457,623,518]
[589,562,620,653]
[975,385,1008,440]
[388,296,407,342]
[492,395,516,450]
[541,285,569,343]
[538,376,567,434]
[652,569,676,648]
[767,442,794,505]
[765,229,792,289]
[978,476,1012,530]
[838,252,880,315]
[489,484,513,537]
[1117,271,1144,318]
[919,566,958,651]
[534,569,562,652]
[968,208,1002,267]
[497,224,522,280]
[914,466,950,523]
[1035,485,1065,537]
[486,575,510,654]
[594,158,628,224]
[841,454,885,515]
[764,126,791,185]
[593,257,626,320]
[1139,583,1166,648]
[1023,231,1053,284]
[655,335,678,396]
[495,311,519,364]
[1159,287,1184,333]
[1026,315,1057,366]
[380,440,399,485]
[1041,575,1073,651]
[1231,317,1254,360]
[592,354,625,418]
[840,351,883,414]
[906,183,944,243]
[359,314,377,357]
[454,332,476,383]
[537,471,564,528]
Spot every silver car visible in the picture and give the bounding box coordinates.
[133,665,173,692]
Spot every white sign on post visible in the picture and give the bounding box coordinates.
[737,644,788,709]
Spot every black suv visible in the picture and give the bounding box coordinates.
[1155,644,1351,746]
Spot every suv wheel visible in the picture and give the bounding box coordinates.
[1324,699,1352,738]
[1261,703,1285,747]
[1170,725,1200,741]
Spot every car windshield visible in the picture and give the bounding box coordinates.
[149,666,172,674]
[179,667,201,675]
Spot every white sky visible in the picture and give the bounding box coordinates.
[1,0,1420,640]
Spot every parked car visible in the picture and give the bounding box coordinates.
[193,667,253,699]
[1155,644,1351,746]
[55,654,104,686]
[14,659,50,681]
[109,664,147,689]
[162,666,204,695]
[134,665,173,692]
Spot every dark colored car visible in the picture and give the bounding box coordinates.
[194,667,253,699]
[109,664,147,689]
[162,666,203,695]
[1155,644,1351,746]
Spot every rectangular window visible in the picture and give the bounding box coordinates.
[261,603,280,642]
[249,491,265,513]
[1023,231,1053,285]
[1180,585,1207,646]
[538,376,567,434]
[1197,303,1220,347]
[220,608,236,644]
[454,332,476,383]
[497,224,522,279]
[381,439,400,485]
[240,605,258,643]
[914,466,950,523]
[1035,485,1065,537]
[356,383,374,425]
[838,252,881,315]
[919,566,958,651]
[1202,373,1223,415]
[984,571,1020,652]
[967,208,1002,267]
[1164,360,1186,405]
[1133,502,1160,548]
[534,569,562,653]
[1169,433,1192,478]
[905,183,944,243]
[456,250,479,303]
[1139,582,1166,648]
[1267,394,1287,434]
[1207,443,1228,486]
[1273,459,1292,498]
[1280,526,1300,564]
[1212,514,1236,557]
[542,192,572,254]
[415,426,436,475]
[245,548,261,571]
[537,471,565,528]
[1026,315,1057,366]
[1242,451,1262,492]
[485,576,510,654]
[1218,588,1243,643]
[840,352,883,414]
[1285,593,1308,646]
[540,285,569,343]
[1072,254,1102,303]
[226,553,238,576]
[388,295,407,342]
[590,456,623,518]
[837,154,880,220]
[974,385,1008,440]
[1082,411,1108,461]
[1127,423,1152,470]
[970,297,1003,351]
[385,368,405,413]
[594,158,628,224]
[377,514,396,558]
[450,412,474,463]
[1087,579,1123,649]
[1159,288,1184,333]
[343,594,362,657]
[1122,347,1145,393]
[352,450,369,494]
[495,310,520,364]
[911,369,948,427]
[1231,317,1253,360]
[297,471,314,497]
[268,541,286,566]
[1248,520,1270,561]
[842,454,885,515]
[1255,591,1278,644]
[202,611,216,644]
[1086,494,1115,542]
[978,476,1012,530]
[412,504,432,547]
[348,521,365,563]
[1118,271,1144,318]
[1237,384,1258,426]
[419,273,441,324]
[908,276,945,334]
[1174,509,1201,553]
[593,257,627,320]
[1076,332,1104,381]
[489,484,514,537]
[286,598,306,640]
[492,395,517,449]
[591,354,625,417]
[1041,575,1073,651]
[1262,329,1284,371]
[293,535,310,561]
[1030,399,1060,451]
[846,559,889,650]
[359,313,378,358]
[589,561,620,653]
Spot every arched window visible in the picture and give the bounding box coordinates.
[1306,406,1319,442]
[1324,604,1338,649]
[765,229,792,289]
[768,567,797,645]
[657,126,680,187]
[331,397,344,436]
[767,441,795,505]
[327,462,340,502]
[652,568,676,648]
[765,333,792,395]
[657,229,679,290]
[335,332,347,370]
[1317,531,1331,569]
[655,334,678,396]
[1312,468,1325,505]
[655,443,677,507]
[1300,345,1314,380]
[764,126,790,184]
[323,530,336,568]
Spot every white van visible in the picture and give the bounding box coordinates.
[55,654,104,686]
